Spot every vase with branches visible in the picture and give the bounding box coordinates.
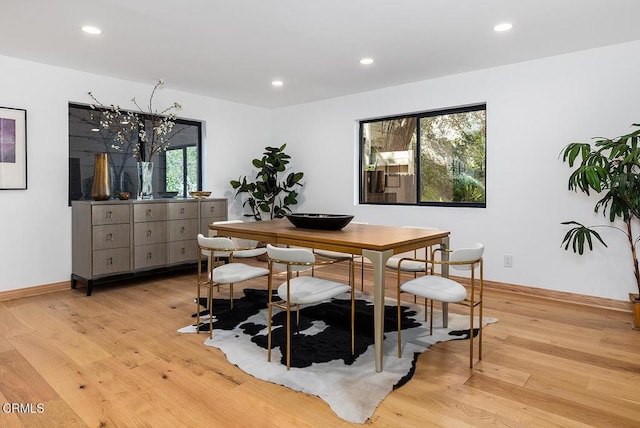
[88,80,183,198]
[560,123,640,307]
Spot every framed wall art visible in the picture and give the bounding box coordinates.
[0,107,27,190]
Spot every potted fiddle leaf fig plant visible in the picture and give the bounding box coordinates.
[230,143,304,220]
[560,123,640,329]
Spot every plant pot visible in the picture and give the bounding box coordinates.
[630,293,640,331]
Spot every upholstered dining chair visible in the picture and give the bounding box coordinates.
[210,220,267,258]
[396,242,484,368]
[385,226,439,277]
[313,221,368,290]
[196,234,269,339]
[266,244,355,370]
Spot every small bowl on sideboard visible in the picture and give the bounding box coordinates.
[189,191,212,199]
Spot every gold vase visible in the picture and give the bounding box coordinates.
[91,153,111,201]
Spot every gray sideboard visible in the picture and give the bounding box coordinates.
[71,198,227,295]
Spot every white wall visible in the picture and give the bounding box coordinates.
[271,40,640,301]
[3,40,639,301]
[0,55,272,292]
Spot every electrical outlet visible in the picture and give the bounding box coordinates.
[504,254,513,268]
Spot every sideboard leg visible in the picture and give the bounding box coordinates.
[86,279,94,296]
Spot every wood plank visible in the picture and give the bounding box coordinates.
[1,265,639,426]
[6,303,112,366]
[465,373,640,428]
[0,350,58,403]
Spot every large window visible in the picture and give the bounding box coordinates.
[359,104,486,207]
[68,103,202,203]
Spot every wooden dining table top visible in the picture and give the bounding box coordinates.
[209,219,450,255]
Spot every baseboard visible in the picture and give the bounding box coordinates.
[451,275,631,313]
[0,281,70,302]
[0,272,631,313]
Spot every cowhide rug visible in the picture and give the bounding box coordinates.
[178,289,496,424]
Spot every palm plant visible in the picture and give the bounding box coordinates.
[560,123,640,298]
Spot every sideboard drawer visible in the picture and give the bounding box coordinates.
[92,248,130,276]
[168,219,199,242]
[134,221,168,246]
[200,200,227,219]
[133,203,167,223]
[168,202,198,220]
[134,243,167,270]
[92,204,129,225]
[168,240,198,264]
[92,224,130,251]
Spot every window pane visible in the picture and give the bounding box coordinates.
[419,109,485,204]
[165,149,184,193]
[359,104,486,208]
[361,117,417,204]
[186,146,198,192]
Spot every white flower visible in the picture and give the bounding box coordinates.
[88,80,182,162]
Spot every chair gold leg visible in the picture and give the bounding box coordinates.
[208,286,214,340]
[397,269,402,358]
[429,300,434,335]
[286,303,291,370]
[229,283,234,308]
[196,282,201,335]
[267,301,273,362]
[469,296,475,368]
[479,302,483,361]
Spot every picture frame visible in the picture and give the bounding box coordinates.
[0,107,27,190]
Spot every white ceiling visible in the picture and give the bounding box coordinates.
[2,0,640,109]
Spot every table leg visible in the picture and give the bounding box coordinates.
[362,248,393,373]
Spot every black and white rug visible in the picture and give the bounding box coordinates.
[178,289,496,424]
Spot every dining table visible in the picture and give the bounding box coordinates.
[209,218,450,372]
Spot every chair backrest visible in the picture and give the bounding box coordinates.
[450,242,484,272]
[266,244,314,273]
[197,233,235,257]
[212,220,259,248]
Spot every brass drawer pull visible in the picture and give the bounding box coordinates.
[107,233,113,241]
[180,226,186,234]
[146,230,153,237]
[106,211,113,219]
[147,252,152,260]
[181,248,186,254]
[107,257,113,265]
[146,209,153,217]
[180,208,185,214]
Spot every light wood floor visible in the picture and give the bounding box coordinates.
[1,263,639,427]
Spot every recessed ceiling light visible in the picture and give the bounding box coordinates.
[493,23,513,32]
[272,80,284,87]
[90,128,100,132]
[82,25,102,35]
[360,58,374,65]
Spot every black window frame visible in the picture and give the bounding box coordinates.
[359,103,486,208]
[68,102,203,205]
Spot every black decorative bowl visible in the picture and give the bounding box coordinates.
[285,213,354,231]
